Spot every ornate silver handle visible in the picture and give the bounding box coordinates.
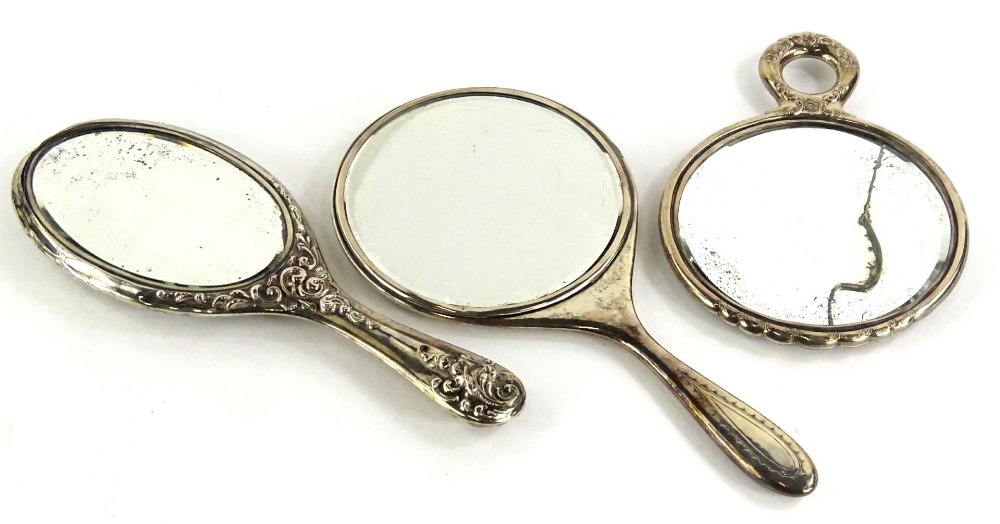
[299,292,525,427]
[759,32,860,116]
[624,322,816,495]
[140,226,524,426]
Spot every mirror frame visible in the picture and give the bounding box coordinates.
[333,87,636,319]
[660,34,969,348]
[12,119,298,312]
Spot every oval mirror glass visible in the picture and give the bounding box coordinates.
[30,129,286,287]
[677,126,952,326]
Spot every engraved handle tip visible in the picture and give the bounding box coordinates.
[416,345,526,427]
[674,369,817,496]
[774,464,817,497]
[306,296,526,427]
[622,321,817,495]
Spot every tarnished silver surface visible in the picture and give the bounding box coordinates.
[12,120,525,427]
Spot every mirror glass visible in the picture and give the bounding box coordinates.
[345,95,623,309]
[678,127,952,326]
[31,130,286,287]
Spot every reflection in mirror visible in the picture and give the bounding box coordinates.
[678,127,952,326]
[31,131,286,286]
[345,95,623,309]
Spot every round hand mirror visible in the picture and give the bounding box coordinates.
[660,33,968,348]
[334,88,816,495]
[12,120,525,426]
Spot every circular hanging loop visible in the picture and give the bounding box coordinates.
[759,32,860,116]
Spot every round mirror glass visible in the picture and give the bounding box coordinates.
[30,129,286,287]
[344,94,624,309]
[677,126,952,326]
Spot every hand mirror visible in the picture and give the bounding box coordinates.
[660,33,968,347]
[12,120,525,426]
[334,88,816,495]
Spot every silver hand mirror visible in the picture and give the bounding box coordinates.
[12,120,524,426]
[334,88,816,495]
[660,33,968,348]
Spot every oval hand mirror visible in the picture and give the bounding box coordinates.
[660,33,968,348]
[12,120,524,426]
[334,88,816,495]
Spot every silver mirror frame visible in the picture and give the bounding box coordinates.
[660,33,969,348]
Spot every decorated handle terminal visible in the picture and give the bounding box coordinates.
[303,296,526,426]
[626,323,816,495]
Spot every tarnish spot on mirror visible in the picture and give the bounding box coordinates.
[31,131,286,287]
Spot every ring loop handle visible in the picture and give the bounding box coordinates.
[759,32,860,116]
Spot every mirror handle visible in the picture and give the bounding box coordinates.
[620,319,817,495]
[301,293,526,427]
[759,32,860,116]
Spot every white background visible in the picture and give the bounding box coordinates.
[0,2,995,522]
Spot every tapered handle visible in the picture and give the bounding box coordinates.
[301,294,525,427]
[627,325,816,495]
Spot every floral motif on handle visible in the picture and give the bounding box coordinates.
[761,32,859,117]
[417,345,524,421]
[143,180,369,324]
[142,179,523,425]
